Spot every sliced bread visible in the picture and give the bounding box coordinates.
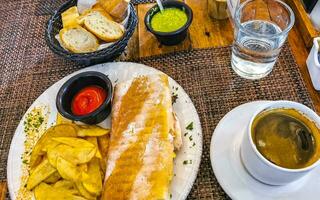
[59,26,99,53]
[83,11,124,42]
[98,0,129,22]
[77,3,114,26]
[92,3,114,20]
[61,6,80,28]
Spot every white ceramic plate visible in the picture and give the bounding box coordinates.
[7,62,203,200]
[210,101,320,200]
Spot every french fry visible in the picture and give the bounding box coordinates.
[56,157,82,182]
[35,182,86,200]
[30,124,77,169]
[27,158,56,190]
[82,158,102,196]
[86,137,102,159]
[43,171,61,184]
[77,125,110,137]
[47,144,96,166]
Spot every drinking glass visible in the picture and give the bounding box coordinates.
[231,0,295,79]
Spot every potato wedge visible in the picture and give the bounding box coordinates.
[79,163,88,173]
[100,159,107,177]
[35,182,86,200]
[52,137,95,149]
[48,144,96,166]
[41,139,60,153]
[56,113,73,125]
[75,182,97,200]
[53,180,79,195]
[56,157,83,182]
[82,158,102,196]
[43,171,61,184]
[97,134,110,158]
[86,137,102,158]
[30,124,77,169]
[27,157,56,190]
[77,125,110,137]
[53,179,74,189]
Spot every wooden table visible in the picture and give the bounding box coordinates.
[1,0,319,199]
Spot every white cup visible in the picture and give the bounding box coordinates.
[241,100,320,185]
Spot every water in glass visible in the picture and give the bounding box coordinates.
[232,20,286,79]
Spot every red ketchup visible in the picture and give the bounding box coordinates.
[71,85,107,116]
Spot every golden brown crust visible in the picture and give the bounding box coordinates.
[98,0,129,22]
[101,75,174,200]
[83,11,124,42]
[59,26,99,53]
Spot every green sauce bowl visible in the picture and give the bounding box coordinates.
[144,1,193,46]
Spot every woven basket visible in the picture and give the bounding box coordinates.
[45,0,138,65]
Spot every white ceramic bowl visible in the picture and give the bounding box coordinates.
[307,37,320,90]
[241,100,320,185]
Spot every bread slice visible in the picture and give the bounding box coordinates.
[99,0,129,22]
[77,3,114,26]
[83,11,124,42]
[92,3,114,20]
[59,26,99,53]
[61,6,80,28]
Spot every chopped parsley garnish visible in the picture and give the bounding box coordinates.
[172,93,178,104]
[183,160,193,165]
[184,132,188,137]
[186,122,194,131]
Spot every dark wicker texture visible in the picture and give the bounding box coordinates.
[45,0,138,65]
[132,0,155,4]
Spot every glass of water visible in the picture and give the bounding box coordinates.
[231,0,295,79]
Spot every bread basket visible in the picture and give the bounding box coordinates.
[45,0,138,65]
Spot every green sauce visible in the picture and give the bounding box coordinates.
[151,8,188,32]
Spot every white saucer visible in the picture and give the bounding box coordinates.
[210,101,320,200]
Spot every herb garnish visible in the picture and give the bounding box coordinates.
[172,93,178,104]
[186,122,193,131]
[183,160,193,165]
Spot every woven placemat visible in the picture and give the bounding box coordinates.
[0,41,314,200]
[132,0,155,5]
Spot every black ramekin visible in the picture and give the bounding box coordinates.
[56,71,113,125]
[144,1,193,46]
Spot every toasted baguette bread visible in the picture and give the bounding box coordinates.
[98,0,129,22]
[61,6,80,28]
[59,26,99,53]
[92,3,114,20]
[77,3,114,26]
[83,11,124,42]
